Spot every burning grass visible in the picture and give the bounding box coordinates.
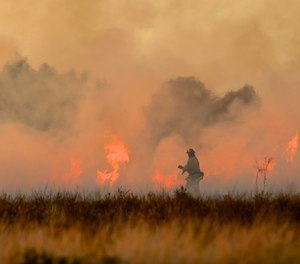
[0,189,299,263]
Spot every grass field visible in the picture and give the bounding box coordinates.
[0,188,299,264]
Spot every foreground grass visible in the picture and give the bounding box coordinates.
[0,189,299,263]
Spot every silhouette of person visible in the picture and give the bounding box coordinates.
[178,148,204,195]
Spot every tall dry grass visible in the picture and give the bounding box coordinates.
[0,189,299,263]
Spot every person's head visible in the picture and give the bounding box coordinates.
[186,148,196,158]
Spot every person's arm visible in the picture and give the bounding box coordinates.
[178,163,188,174]
[181,159,192,174]
[178,165,185,174]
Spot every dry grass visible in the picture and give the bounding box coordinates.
[0,189,299,263]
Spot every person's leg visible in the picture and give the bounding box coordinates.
[185,180,192,193]
[192,179,200,196]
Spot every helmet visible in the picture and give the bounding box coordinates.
[186,148,195,154]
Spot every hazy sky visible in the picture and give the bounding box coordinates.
[0,0,299,193]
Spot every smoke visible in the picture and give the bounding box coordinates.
[0,1,300,192]
[145,77,259,147]
[0,58,298,194]
[0,59,108,192]
[0,59,87,134]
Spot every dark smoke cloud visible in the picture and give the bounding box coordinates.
[0,59,87,133]
[145,77,259,147]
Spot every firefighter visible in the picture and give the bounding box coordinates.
[178,148,204,195]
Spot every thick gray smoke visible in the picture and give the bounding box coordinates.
[0,59,87,133]
[145,77,259,147]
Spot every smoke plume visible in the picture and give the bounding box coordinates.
[145,77,259,147]
[0,0,300,192]
[0,59,86,134]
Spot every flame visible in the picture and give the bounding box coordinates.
[152,170,185,190]
[63,158,82,186]
[96,137,130,187]
[286,132,299,163]
[268,159,276,173]
[266,159,276,176]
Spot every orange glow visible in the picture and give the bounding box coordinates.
[63,159,82,186]
[254,157,276,192]
[96,137,130,187]
[268,159,276,174]
[152,170,185,190]
[265,158,276,177]
[255,157,276,175]
[286,132,299,163]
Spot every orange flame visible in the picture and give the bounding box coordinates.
[96,137,130,187]
[63,159,82,186]
[152,170,185,190]
[269,159,276,173]
[286,132,299,163]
